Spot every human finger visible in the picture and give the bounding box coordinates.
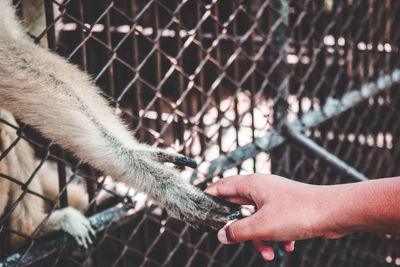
[217,212,264,244]
[224,196,255,205]
[279,241,295,252]
[252,240,275,261]
[204,175,254,200]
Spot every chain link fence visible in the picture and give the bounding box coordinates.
[1,0,400,266]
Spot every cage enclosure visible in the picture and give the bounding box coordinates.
[1,0,400,266]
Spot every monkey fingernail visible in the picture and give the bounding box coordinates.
[228,210,242,220]
[174,156,198,169]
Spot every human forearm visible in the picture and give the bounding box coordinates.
[317,177,400,238]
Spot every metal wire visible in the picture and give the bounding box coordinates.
[1,0,400,266]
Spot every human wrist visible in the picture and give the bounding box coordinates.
[350,178,400,234]
[315,180,400,238]
[312,184,366,238]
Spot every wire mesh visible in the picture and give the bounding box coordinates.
[1,0,400,266]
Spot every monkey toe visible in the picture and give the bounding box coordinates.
[69,219,96,249]
[55,207,96,249]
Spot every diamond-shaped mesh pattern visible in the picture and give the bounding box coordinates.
[1,0,400,266]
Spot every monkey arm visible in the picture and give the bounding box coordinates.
[0,4,239,228]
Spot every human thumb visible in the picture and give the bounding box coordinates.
[217,213,262,244]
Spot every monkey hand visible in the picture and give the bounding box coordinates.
[130,148,241,229]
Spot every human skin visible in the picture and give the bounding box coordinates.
[205,174,400,260]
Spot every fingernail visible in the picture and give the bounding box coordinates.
[285,241,295,252]
[228,210,241,220]
[262,250,275,261]
[203,188,215,196]
[217,228,228,244]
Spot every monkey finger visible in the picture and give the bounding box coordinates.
[204,193,243,219]
[171,154,198,169]
[144,150,198,168]
[158,152,197,168]
[203,208,240,229]
[202,209,242,230]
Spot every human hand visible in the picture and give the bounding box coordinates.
[206,174,400,260]
[204,174,334,260]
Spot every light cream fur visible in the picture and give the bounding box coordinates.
[0,0,237,250]
[0,108,95,250]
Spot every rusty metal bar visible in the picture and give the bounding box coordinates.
[174,0,187,154]
[232,1,241,174]
[153,0,163,134]
[44,0,56,48]
[213,3,224,158]
[75,0,98,217]
[44,0,69,208]
[127,0,144,141]
[195,1,206,154]
[248,4,258,173]
[56,151,68,208]
[103,0,116,99]
[77,0,88,70]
